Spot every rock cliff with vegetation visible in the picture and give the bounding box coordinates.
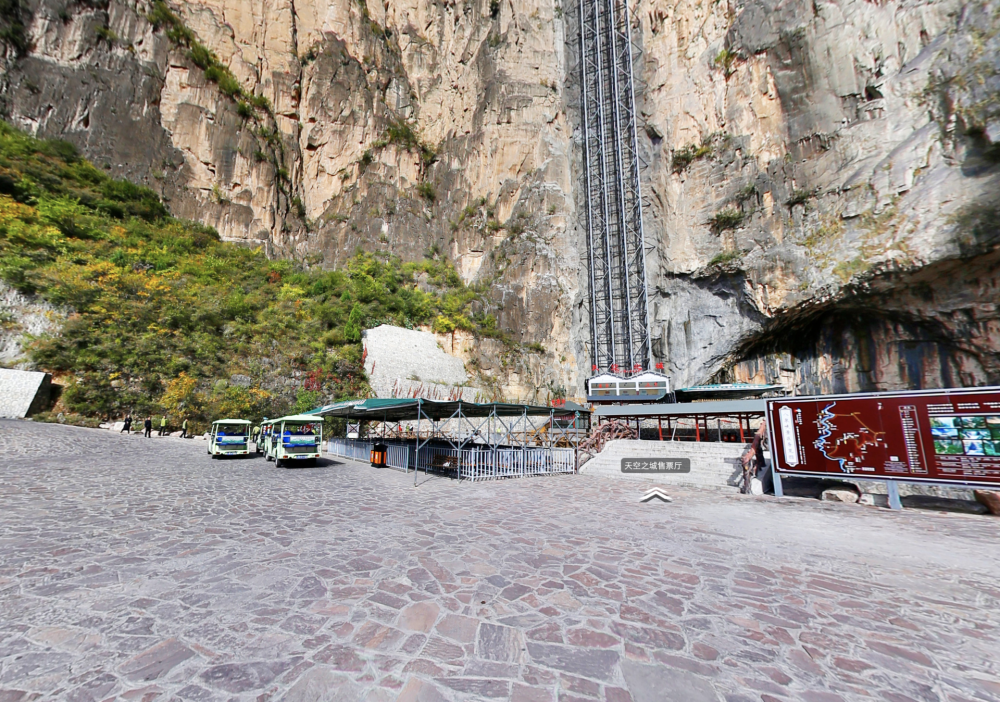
[0,122,505,426]
[0,0,998,403]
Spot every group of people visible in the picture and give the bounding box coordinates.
[119,415,189,438]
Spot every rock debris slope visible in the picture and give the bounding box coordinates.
[1,0,997,396]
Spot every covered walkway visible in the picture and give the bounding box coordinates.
[594,399,766,442]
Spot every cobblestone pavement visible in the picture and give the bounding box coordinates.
[2,420,1000,702]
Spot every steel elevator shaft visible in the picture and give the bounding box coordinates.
[578,0,650,373]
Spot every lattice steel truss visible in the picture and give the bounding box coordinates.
[578,0,650,373]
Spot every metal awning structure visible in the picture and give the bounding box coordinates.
[311,398,589,483]
[674,384,784,402]
[595,399,766,418]
[595,399,766,442]
[308,398,564,421]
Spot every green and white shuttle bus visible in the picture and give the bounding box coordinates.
[264,414,323,467]
[208,419,252,458]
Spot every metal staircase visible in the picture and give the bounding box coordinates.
[578,0,651,374]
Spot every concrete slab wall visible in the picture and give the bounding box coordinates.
[580,439,748,491]
[0,368,51,418]
[362,325,482,401]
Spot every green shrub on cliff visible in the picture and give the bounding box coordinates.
[0,122,492,430]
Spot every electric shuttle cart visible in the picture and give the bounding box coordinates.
[264,414,323,467]
[208,419,252,458]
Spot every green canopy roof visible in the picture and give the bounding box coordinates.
[307,398,563,422]
[272,414,325,423]
[674,384,784,401]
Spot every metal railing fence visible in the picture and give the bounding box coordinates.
[326,439,576,481]
[327,438,372,462]
[385,444,410,471]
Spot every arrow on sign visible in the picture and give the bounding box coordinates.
[640,488,673,503]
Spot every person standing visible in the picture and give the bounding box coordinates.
[120,414,132,433]
[143,416,152,438]
[180,418,188,439]
[159,415,167,436]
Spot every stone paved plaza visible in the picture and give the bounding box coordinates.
[2,420,1000,702]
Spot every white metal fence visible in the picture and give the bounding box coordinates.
[326,439,576,481]
[327,438,372,462]
[386,444,410,471]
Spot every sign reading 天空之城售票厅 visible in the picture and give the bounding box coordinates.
[621,458,691,474]
[766,387,1000,487]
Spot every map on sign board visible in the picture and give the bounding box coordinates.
[767,387,1000,487]
[814,403,885,472]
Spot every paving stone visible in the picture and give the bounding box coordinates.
[395,679,450,702]
[279,666,364,702]
[435,676,511,697]
[434,614,479,643]
[119,637,195,681]
[0,420,998,702]
[512,683,554,702]
[526,643,619,680]
[399,602,440,633]
[199,660,291,693]
[620,661,722,702]
[478,623,523,662]
[603,687,633,702]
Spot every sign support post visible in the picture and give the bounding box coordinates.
[886,480,902,510]
[772,467,783,497]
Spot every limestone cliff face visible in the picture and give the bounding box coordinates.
[2,0,998,398]
[634,0,1000,392]
[2,0,583,402]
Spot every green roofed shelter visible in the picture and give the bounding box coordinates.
[307,398,564,422]
[311,398,589,482]
[673,383,784,402]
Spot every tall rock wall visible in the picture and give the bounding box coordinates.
[633,0,1000,392]
[1,0,998,398]
[1,0,585,402]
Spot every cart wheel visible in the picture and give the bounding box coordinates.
[275,458,283,468]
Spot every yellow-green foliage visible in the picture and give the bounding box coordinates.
[832,256,870,283]
[147,2,272,115]
[671,140,713,173]
[0,122,492,428]
[708,207,746,233]
[801,215,845,252]
[708,250,742,268]
[713,48,738,77]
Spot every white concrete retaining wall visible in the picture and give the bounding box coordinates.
[362,325,482,401]
[0,368,51,418]
[580,439,748,491]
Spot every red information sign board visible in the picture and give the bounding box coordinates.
[766,387,1000,487]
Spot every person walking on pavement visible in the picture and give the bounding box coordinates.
[159,415,167,436]
[143,416,152,438]
[120,414,132,433]
[180,418,188,439]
